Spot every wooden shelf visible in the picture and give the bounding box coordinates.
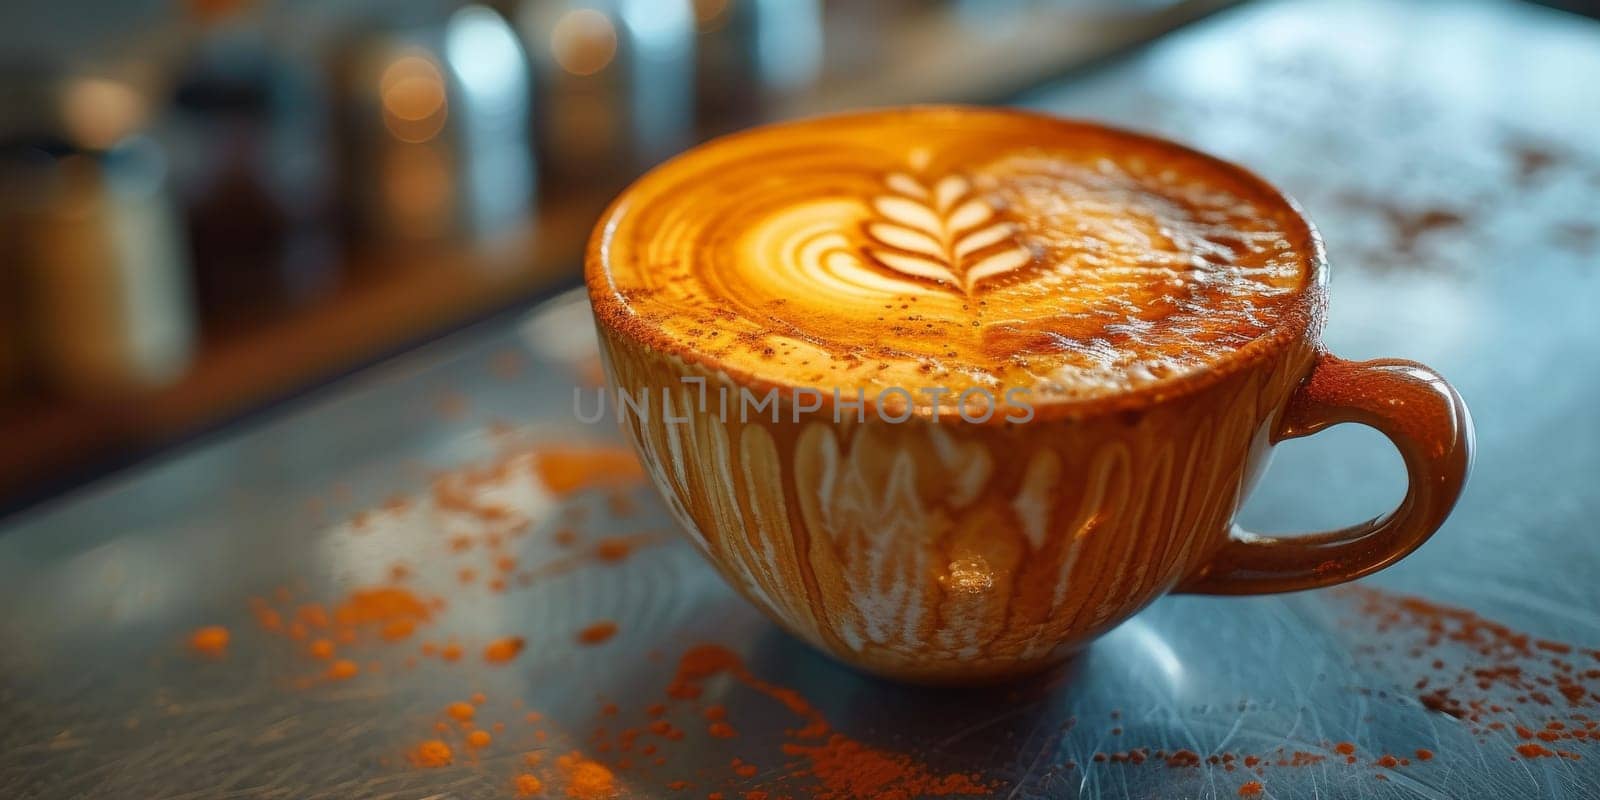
[0,192,605,507]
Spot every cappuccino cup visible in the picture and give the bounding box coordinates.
[585,106,1472,684]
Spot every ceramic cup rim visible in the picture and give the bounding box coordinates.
[586,104,1329,424]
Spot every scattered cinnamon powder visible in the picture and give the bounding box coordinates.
[381,618,417,641]
[1517,743,1555,759]
[556,752,617,799]
[408,740,453,768]
[654,645,987,798]
[1165,749,1201,768]
[297,604,330,628]
[326,659,360,680]
[188,626,230,656]
[534,446,643,496]
[484,637,526,664]
[250,601,283,632]
[780,734,988,800]
[205,434,1600,796]
[515,773,545,796]
[447,702,476,722]
[577,621,619,645]
[594,538,636,563]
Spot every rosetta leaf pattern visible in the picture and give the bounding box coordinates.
[865,171,1032,294]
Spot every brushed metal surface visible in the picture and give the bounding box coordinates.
[4,0,1600,797]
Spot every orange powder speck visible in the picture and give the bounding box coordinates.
[382,618,417,641]
[1334,742,1355,756]
[485,637,526,664]
[515,773,545,796]
[471,692,487,705]
[556,752,617,799]
[577,621,619,646]
[447,702,476,722]
[467,730,492,749]
[1415,749,1434,761]
[704,705,727,721]
[1517,743,1556,759]
[488,577,508,593]
[409,739,453,768]
[497,555,518,572]
[308,639,336,659]
[676,645,743,682]
[708,722,737,739]
[1238,781,1263,797]
[297,604,330,628]
[534,446,643,496]
[441,643,464,662]
[593,538,634,563]
[188,626,230,655]
[389,563,412,582]
[251,604,283,632]
[526,711,544,723]
[327,659,360,680]
[781,734,988,799]
[334,586,433,630]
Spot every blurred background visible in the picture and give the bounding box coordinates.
[1,0,1596,514]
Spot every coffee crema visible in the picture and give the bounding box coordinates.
[590,107,1319,409]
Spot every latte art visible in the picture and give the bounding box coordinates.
[863,165,1034,294]
[590,108,1317,409]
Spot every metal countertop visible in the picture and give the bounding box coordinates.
[4,1,1600,797]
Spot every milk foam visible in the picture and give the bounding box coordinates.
[591,108,1316,405]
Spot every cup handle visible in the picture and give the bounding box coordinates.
[1178,352,1474,595]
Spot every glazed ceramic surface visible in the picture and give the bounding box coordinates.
[587,110,1471,683]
